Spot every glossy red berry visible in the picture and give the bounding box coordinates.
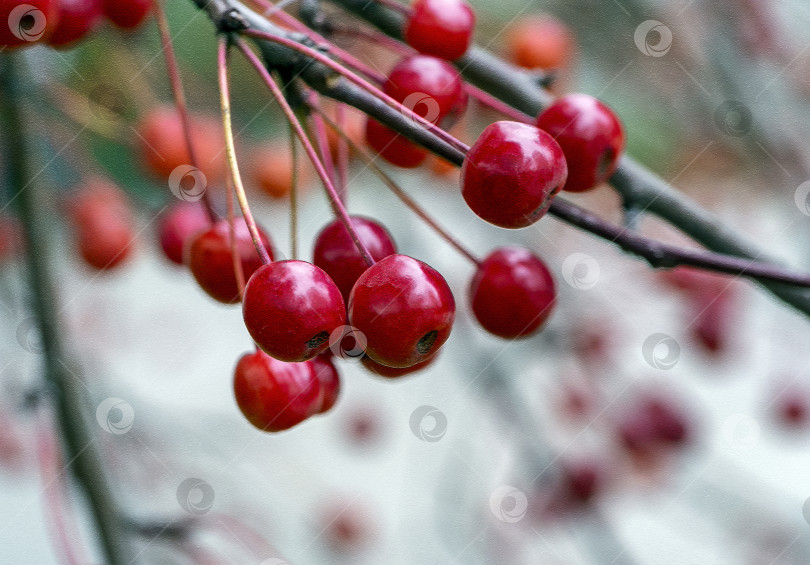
[360,353,436,379]
[157,202,210,265]
[233,349,320,432]
[101,0,151,29]
[312,354,341,414]
[243,261,346,363]
[404,0,475,61]
[461,121,567,229]
[364,118,428,168]
[69,178,135,271]
[385,55,467,122]
[469,247,556,339]
[47,0,102,47]
[0,0,59,49]
[348,254,455,368]
[536,94,625,193]
[313,216,397,304]
[186,218,273,304]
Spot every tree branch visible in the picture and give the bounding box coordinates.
[324,0,810,316]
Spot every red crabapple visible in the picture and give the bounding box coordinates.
[461,121,567,228]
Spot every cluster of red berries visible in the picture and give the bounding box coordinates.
[50,0,629,434]
[0,0,151,50]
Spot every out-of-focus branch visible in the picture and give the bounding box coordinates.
[0,55,131,565]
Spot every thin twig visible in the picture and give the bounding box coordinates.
[235,36,376,266]
[216,36,272,264]
[154,0,218,223]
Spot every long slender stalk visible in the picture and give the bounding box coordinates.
[313,103,481,266]
[216,37,272,264]
[154,0,218,222]
[0,55,129,565]
[235,37,376,266]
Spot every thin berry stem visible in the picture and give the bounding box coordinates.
[308,97,336,186]
[153,0,218,223]
[465,84,533,123]
[249,0,387,83]
[225,174,248,299]
[335,103,350,199]
[236,37,376,266]
[216,36,272,265]
[242,27,470,154]
[289,120,299,260]
[313,102,481,266]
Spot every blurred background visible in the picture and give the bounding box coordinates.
[2,0,810,563]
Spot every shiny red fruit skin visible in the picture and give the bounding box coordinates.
[233,349,320,432]
[536,94,625,193]
[365,118,428,168]
[311,353,340,414]
[313,216,397,304]
[186,219,273,305]
[361,353,436,379]
[0,0,59,49]
[157,202,209,265]
[385,55,466,120]
[404,0,475,61]
[461,121,567,229]
[469,247,556,338]
[47,0,102,47]
[101,0,151,29]
[243,261,347,363]
[70,179,134,271]
[348,254,455,368]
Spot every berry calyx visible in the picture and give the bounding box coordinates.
[536,94,625,193]
[385,55,467,122]
[46,0,102,48]
[461,121,567,229]
[0,0,59,49]
[233,349,320,432]
[469,247,556,339]
[313,216,397,304]
[243,261,346,363]
[186,218,273,304]
[404,0,475,61]
[348,254,455,368]
[364,118,428,168]
[101,0,151,29]
[157,202,210,265]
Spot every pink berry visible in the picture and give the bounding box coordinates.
[242,261,346,363]
[348,254,455,368]
[461,121,567,229]
[536,94,625,193]
[233,349,320,432]
[469,247,556,338]
[313,216,397,304]
[186,218,273,305]
[157,202,210,265]
[404,0,476,61]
